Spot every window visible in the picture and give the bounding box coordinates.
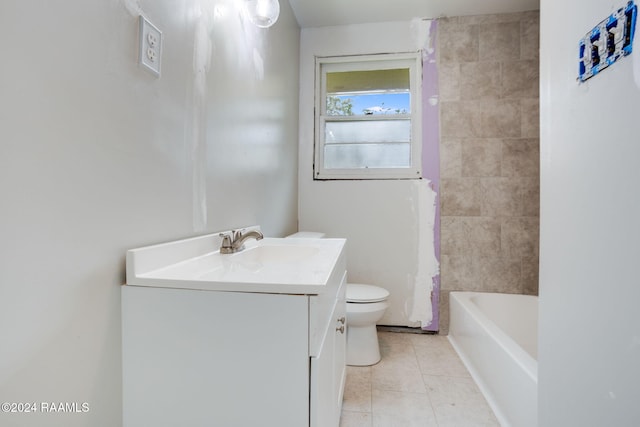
[314,53,422,180]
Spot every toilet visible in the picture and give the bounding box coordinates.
[286,231,390,366]
[345,283,389,366]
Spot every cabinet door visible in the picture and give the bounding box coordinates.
[310,301,338,427]
[310,276,347,427]
[123,286,309,427]
[334,278,347,411]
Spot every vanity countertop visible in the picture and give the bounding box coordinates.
[125,234,346,295]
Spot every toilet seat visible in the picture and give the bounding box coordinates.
[347,284,389,303]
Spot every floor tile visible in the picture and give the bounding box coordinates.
[373,334,426,394]
[372,389,438,425]
[424,374,499,426]
[340,410,373,427]
[371,362,427,394]
[372,413,439,427]
[411,335,470,377]
[339,331,498,427]
[378,331,415,348]
[343,366,372,412]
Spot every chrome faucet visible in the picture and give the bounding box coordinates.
[219,229,264,254]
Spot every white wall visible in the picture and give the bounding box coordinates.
[539,0,640,424]
[0,0,300,425]
[299,22,439,327]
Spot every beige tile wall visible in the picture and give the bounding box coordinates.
[438,11,540,333]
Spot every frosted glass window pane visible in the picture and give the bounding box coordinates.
[324,143,411,169]
[325,120,410,144]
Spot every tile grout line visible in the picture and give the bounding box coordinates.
[413,337,442,427]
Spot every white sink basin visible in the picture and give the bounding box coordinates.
[231,244,320,264]
[125,232,346,295]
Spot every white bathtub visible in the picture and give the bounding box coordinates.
[448,292,538,427]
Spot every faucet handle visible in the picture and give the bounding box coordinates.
[219,232,233,249]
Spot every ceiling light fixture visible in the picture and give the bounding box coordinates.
[245,0,280,28]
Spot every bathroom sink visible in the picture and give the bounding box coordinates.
[230,244,320,264]
[125,234,346,295]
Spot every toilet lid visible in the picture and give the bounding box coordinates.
[346,284,389,303]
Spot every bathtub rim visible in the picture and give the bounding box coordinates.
[448,291,539,427]
[448,291,538,383]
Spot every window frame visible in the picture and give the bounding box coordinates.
[314,52,423,180]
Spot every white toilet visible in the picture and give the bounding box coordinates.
[345,283,389,366]
[286,231,390,366]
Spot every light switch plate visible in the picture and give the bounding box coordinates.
[139,15,162,77]
[578,1,637,82]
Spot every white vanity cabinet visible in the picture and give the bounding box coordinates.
[122,235,346,427]
[311,277,347,427]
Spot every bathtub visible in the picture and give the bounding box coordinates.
[448,292,538,427]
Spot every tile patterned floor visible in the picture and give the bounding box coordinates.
[340,331,499,427]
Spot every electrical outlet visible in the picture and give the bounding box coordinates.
[139,15,162,77]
